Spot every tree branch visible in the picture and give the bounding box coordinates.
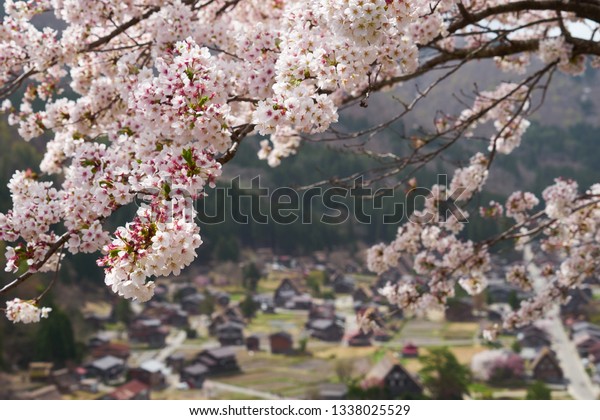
[0,233,71,295]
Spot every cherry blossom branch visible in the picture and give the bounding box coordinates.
[449,0,600,33]
[217,123,256,165]
[33,244,65,305]
[83,7,160,52]
[0,233,71,295]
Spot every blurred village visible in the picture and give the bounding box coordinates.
[1,246,600,400]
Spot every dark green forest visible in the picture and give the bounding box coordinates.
[0,115,599,272]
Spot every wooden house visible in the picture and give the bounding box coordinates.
[588,342,600,363]
[166,352,186,374]
[269,332,293,354]
[142,302,190,328]
[517,327,551,350]
[253,294,275,313]
[284,294,313,310]
[208,307,246,336]
[361,355,423,398]
[308,319,345,342]
[401,343,419,358]
[181,364,208,389]
[223,306,246,323]
[574,334,600,357]
[194,347,240,375]
[212,291,231,307]
[246,335,260,351]
[181,293,207,315]
[333,274,355,294]
[86,356,126,384]
[570,322,600,339]
[373,331,392,342]
[531,347,564,383]
[273,278,302,307]
[87,333,111,349]
[308,303,336,321]
[177,284,199,300]
[50,368,80,394]
[128,318,169,348]
[130,360,168,389]
[216,321,245,346]
[106,380,150,400]
[90,342,131,360]
[347,331,372,347]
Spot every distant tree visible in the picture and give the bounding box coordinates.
[114,299,132,325]
[35,306,77,366]
[335,359,354,383]
[214,236,240,262]
[199,292,216,316]
[298,337,308,354]
[320,290,336,301]
[305,271,323,296]
[419,347,471,400]
[239,294,259,319]
[508,290,520,311]
[242,262,261,292]
[185,327,198,339]
[526,381,552,400]
[471,349,524,385]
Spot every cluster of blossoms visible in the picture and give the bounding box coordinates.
[538,36,586,76]
[494,54,531,75]
[98,199,203,302]
[505,191,540,223]
[126,38,233,153]
[542,178,579,220]
[449,153,489,203]
[506,265,532,291]
[458,83,531,155]
[479,201,504,218]
[470,349,524,382]
[253,0,423,165]
[366,75,598,326]
[5,298,52,324]
[0,170,64,273]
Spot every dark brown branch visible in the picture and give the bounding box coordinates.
[0,233,71,295]
[33,244,65,305]
[448,0,600,34]
[217,123,255,165]
[82,7,160,52]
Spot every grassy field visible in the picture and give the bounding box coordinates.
[397,344,486,374]
[219,351,337,398]
[246,312,307,336]
[313,345,377,360]
[183,336,212,346]
[441,323,479,340]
